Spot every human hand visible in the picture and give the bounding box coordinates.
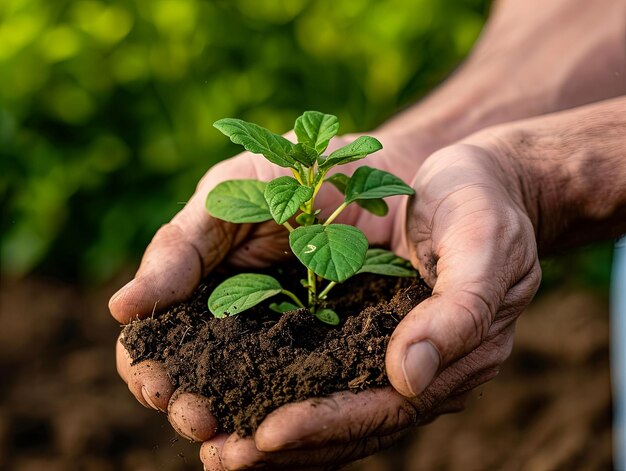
[110,148,296,439]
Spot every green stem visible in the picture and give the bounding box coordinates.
[307,268,317,310]
[283,221,294,232]
[280,289,306,309]
[312,171,326,199]
[323,202,348,226]
[304,184,316,222]
[291,168,304,185]
[318,281,337,300]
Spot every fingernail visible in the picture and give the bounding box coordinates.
[402,341,440,396]
[170,419,196,442]
[110,279,136,304]
[142,386,164,412]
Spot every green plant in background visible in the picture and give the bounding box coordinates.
[206,111,416,324]
[0,0,490,282]
[0,0,611,293]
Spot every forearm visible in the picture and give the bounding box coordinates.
[378,0,626,157]
[483,96,626,254]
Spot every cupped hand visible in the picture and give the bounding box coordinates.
[109,130,422,448]
[111,148,293,442]
[199,141,542,470]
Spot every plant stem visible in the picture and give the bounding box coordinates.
[304,175,316,220]
[318,281,337,300]
[280,290,306,309]
[283,221,294,232]
[307,268,317,310]
[323,202,348,226]
[312,172,325,199]
[291,168,304,185]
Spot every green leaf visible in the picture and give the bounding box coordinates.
[208,274,283,318]
[269,301,300,313]
[320,136,382,170]
[264,176,314,224]
[290,143,318,167]
[315,308,340,325]
[326,173,388,216]
[325,172,350,193]
[214,118,296,168]
[289,224,368,282]
[357,199,388,216]
[357,248,417,277]
[345,166,414,203]
[294,111,339,154]
[206,180,272,223]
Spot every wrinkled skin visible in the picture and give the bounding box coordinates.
[113,133,542,469]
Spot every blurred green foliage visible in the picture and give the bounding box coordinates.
[0,0,614,291]
[1,0,489,281]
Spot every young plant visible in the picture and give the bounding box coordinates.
[206,111,416,325]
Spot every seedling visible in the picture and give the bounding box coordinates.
[206,111,416,325]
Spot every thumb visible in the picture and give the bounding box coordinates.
[108,173,248,324]
[386,219,538,397]
[386,284,498,398]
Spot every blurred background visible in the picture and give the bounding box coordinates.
[0,0,615,469]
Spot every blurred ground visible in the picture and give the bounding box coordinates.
[0,277,612,470]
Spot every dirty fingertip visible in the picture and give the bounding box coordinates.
[200,435,228,471]
[255,414,302,452]
[108,278,139,324]
[127,360,173,411]
[220,434,265,470]
[168,392,219,442]
[115,335,132,384]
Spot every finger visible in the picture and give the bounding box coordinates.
[389,201,538,397]
[108,157,262,324]
[127,359,174,412]
[220,430,408,471]
[410,301,519,407]
[116,335,132,384]
[200,434,229,471]
[168,390,219,442]
[255,388,416,452]
[108,218,235,324]
[386,273,536,398]
[429,391,471,417]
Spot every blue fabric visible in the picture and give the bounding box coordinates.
[613,238,626,470]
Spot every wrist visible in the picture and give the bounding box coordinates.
[471,97,626,254]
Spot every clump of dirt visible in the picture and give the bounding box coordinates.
[122,265,431,436]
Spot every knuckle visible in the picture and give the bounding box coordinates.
[360,400,418,438]
[151,222,185,247]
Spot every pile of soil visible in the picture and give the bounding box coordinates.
[122,266,431,435]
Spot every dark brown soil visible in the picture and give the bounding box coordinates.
[122,265,431,435]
